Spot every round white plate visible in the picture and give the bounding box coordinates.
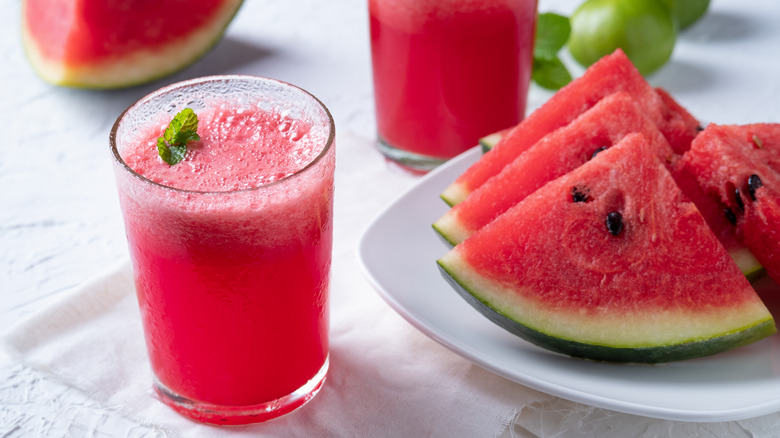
[357,146,780,422]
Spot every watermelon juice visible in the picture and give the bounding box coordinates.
[369,0,537,171]
[109,76,335,424]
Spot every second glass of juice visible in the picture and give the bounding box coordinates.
[369,0,538,172]
[110,76,335,424]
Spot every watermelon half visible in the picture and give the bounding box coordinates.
[440,49,700,206]
[21,0,244,89]
[438,133,775,363]
[680,124,780,284]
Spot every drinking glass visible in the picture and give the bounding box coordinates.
[369,0,538,172]
[110,76,335,424]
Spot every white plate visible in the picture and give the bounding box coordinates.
[357,146,780,422]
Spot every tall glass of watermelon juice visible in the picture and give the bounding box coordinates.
[369,0,538,172]
[109,76,335,425]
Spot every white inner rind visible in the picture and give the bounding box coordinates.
[21,0,243,89]
[440,182,469,207]
[440,249,774,348]
[730,247,764,277]
[478,132,503,150]
[432,211,470,246]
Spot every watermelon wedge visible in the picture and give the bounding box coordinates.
[438,133,775,363]
[434,92,676,246]
[21,0,243,89]
[440,49,700,206]
[680,124,780,284]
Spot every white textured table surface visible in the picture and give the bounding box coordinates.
[2,0,780,436]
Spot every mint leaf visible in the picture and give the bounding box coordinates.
[532,12,572,90]
[176,108,199,132]
[174,130,200,146]
[157,137,188,165]
[157,108,199,165]
[535,13,571,60]
[533,57,573,90]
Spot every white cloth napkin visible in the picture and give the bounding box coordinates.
[3,132,780,438]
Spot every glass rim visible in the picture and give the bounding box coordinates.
[109,74,336,196]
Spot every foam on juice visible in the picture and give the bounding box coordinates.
[369,0,522,32]
[121,103,327,192]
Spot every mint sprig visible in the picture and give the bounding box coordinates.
[532,12,573,90]
[157,108,200,165]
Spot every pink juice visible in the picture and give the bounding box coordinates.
[110,77,335,424]
[369,0,537,169]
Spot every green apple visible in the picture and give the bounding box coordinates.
[568,0,677,76]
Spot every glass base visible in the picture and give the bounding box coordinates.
[154,356,329,425]
[375,137,449,174]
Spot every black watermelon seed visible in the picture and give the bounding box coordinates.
[735,188,745,212]
[724,208,737,225]
[591,146,608,160]
[696,125,704,132]
[748,174,763,201]
[571,186,590,203]
[606,211,623,236]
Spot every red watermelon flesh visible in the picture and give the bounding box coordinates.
[434,92,676,245]
[654,87,703,152]
[671,160,762,276]
[440,49,700,206]
[438,132,775,363]
[22,0,243,88]
[680,124,780,283]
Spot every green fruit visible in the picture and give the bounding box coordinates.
[568,0,677,76]
[660,0,710,29]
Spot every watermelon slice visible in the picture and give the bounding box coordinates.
[440,49,700,206]
[21,0,243,89]
[434,92,676,246]
[680,124,780,284]
[438,133,775,363]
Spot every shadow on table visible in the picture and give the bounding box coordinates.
[173,36,278,80]
[652,59,715,94]
[682,10,762,43]
[650,9,764,94]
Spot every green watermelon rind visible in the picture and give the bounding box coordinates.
[437,259,776,364]
[478,131,503,153]
[21,0,244,90]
